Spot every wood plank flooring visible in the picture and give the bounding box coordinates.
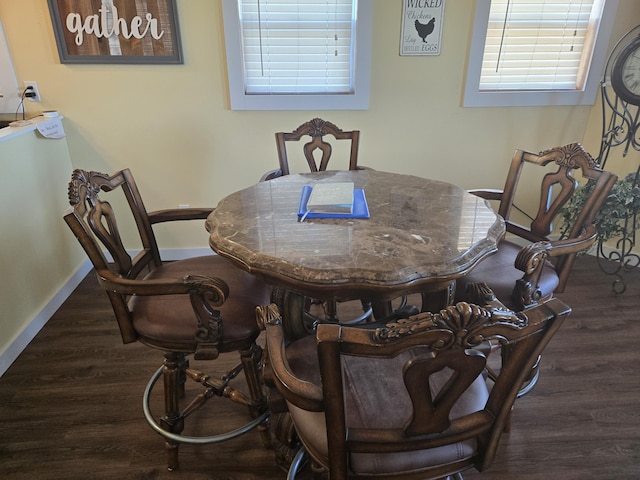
[0,255,638,479]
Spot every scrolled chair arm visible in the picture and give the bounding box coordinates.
[96,268,229,299]
[147,207,214,223]
[97,268,230,360]
[481,225,594,312]
[511,241,552,309]
[259,169,284,182]
[467,188,504,201]
[545,224,598,257]
[256,304,324,411]
[187,274,230,360]
[514,241,551,273]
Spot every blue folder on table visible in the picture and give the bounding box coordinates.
[298,185,370,219]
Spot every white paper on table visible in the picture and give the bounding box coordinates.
[36,118,65,139]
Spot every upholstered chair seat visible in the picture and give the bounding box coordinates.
[458,240,559,311]
[131,256,268,349]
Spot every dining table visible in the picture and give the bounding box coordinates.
[205,169,505,325]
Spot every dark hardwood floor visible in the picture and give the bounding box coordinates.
[0,255,638,479]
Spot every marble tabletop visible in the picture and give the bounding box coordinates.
[206,170,505,303]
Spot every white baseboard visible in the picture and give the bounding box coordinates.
[0,259,93,377]
[0,248,213,377]
[159,247,214,261]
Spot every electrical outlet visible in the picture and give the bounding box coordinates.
[24,81,41,102]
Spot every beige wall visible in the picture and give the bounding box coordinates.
[0,0,639,369]
[0,1,636,246]
[0,126,85,371]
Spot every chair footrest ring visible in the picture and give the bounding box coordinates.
[142,365,269,445]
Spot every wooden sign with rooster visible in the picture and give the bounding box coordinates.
[400,0,445,56]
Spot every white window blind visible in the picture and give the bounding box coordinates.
[480,0,605,91]
[238,0,356,95]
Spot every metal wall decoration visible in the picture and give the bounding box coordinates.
[595,25,640,293]
[400,0,445,56]
[47,0,183,64]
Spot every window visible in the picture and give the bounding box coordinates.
[222,0,372,110]
[464,0,619,107]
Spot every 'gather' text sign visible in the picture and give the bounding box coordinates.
[47,0,183,64]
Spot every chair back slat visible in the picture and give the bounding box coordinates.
[274,118,360,177]
[64,168,162,343]
[403,348,487,435]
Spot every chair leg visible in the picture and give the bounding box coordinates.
[142,349,271,472]
[270,412,300,471]
[310,461,328,480]
[177,355,189,399]
[497,347,541,434]
[325,300,339,322]
[516,354,542,398]
[239,343,271,448]
[421,281,455,312]
[504,406,513,433]
[160,352,186,470]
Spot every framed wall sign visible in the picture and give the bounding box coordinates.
[47,0,183,64]
[400,0,445,56]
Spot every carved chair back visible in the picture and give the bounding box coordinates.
[266,118,360,180]
[64,169,187,344]
[64,169,218,343]
[266,118,369,322]
[497,143,617,290]
[260,297,571,479]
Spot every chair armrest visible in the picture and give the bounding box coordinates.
[260,169,284,182]
[148,207,214,224]
[498,224,596,309]
[546,224,597,258]
[464,282,511,311]
[464,283,571,335]
[509,241,553,308]
[97,267,228,300]
[508,223,597,259]
[467,242,554,311]
[256,304,324,411]
[98,268,229,359]
[468,188,504,201]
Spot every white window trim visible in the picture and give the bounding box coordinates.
[464,0,619,107]
[222,0,373,111]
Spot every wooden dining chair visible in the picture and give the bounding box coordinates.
[64,169,272,470]
[457,143,617,311]
[257,291,571,480]
[261,117,365,181]
[456,143,616,396]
